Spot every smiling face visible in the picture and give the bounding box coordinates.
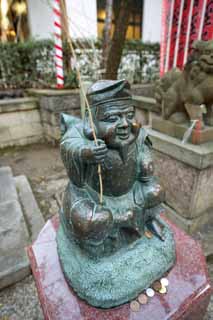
[95,100,139,149]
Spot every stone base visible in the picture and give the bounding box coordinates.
[0,97,43,149]
[27,89,81,144]
[28,216,211,320]
[57,218,175,308]
[152,117,213,144]
[134,95,160,127]
[147,129,213,235]
[163,203,212,234]
[0,167,44,289]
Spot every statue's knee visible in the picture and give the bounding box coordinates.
[71,200,113,241]
[70,199,93,238]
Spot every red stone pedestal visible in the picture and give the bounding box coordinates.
[28,216,211,320]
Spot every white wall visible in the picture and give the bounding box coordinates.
[27,0,54,39]
[27,0,161,42]
[142,0,162,43]
[27,0,97,40]
[65,0,97,39]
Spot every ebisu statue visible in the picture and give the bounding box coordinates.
[57,80,176,308]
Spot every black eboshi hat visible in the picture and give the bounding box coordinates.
[86,79,132,107]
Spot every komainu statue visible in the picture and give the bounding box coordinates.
[155,40,213,126]
[57,80,176,308]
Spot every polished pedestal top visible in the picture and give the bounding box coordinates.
[28,216,211,320]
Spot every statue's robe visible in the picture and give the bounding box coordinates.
[60,115,164,245]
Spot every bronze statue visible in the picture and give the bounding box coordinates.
[155,40,213,126]
[57,80,175,308]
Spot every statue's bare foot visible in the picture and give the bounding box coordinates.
[146,219,165,241]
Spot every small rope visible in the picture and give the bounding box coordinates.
[182,120,198,144]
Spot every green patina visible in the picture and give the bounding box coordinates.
[57,218,175,308]
[57,79,176,308]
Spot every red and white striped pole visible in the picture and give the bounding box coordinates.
[53,0,64,89]
[160,0,167,76]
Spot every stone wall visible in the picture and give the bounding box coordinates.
[148,128,213,234]
[27,89,81,144]
[0,97,43,149]
[131,84,155,98]
[0,85,156,148]
[29,86,155,144]
[133,95,160,127]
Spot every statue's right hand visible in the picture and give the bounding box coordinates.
[81,140,107,164]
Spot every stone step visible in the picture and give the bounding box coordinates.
[164,203,213,257]
[0,167,45,290]
[15,175,44,242]
[194,215,213,258]
[0,199,30,290]
[0,167,17,204]
[133,95,160,113]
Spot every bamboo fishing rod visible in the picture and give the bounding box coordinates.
[60,0,103,205]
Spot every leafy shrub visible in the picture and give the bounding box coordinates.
[0,39,159,89]
[0,39,77,89]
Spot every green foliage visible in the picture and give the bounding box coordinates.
[64,71,78,89]
[0,38,159,89]
[124,40,160,53]
[121,40,160,83]
[0,40,53,89]
[96,38,160,57]
[0,39,78,89]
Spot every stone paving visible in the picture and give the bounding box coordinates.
[0,166,44,291]
[0,276,43,320]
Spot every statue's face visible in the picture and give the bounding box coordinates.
[95,100,139,148]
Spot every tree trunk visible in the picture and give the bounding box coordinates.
[104,0,133,80]
[101,0,113,71]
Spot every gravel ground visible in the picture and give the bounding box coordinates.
[0,276,43,320]
[0,143,212,319]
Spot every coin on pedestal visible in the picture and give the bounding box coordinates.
[138,293,148,305]
[161,278,169,287]
[146,288,155,297]
[159,286,167,294]
[152,280,162,292]
[130,300,140,312]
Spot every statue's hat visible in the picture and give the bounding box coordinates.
[87,79,132,107]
